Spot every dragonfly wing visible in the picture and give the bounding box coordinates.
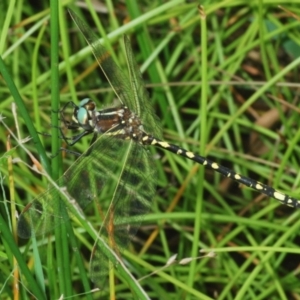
[17,186,68,238]
[68,9,162,139]
[89,140,156,286]
[123,35,162,139]
[17,134,136,239]
[68,9,132,108]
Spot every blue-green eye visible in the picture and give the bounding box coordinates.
[76,106,88,125]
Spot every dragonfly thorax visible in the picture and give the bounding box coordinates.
[94,105,145,141]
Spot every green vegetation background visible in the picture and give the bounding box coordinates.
[1,1,300,299]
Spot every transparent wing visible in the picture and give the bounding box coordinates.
[124,36,162,139]
[17,135,128,238]
[89,139,156,286]
[68,9,133,109]
[68,9,161,138]
[17,186,69,238]
[17,134,156,288]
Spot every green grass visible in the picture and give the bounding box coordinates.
[1,1,300,299]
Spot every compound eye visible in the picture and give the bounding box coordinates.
[76,107,89,126]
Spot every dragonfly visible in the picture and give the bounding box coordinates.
[18,8,300,288]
